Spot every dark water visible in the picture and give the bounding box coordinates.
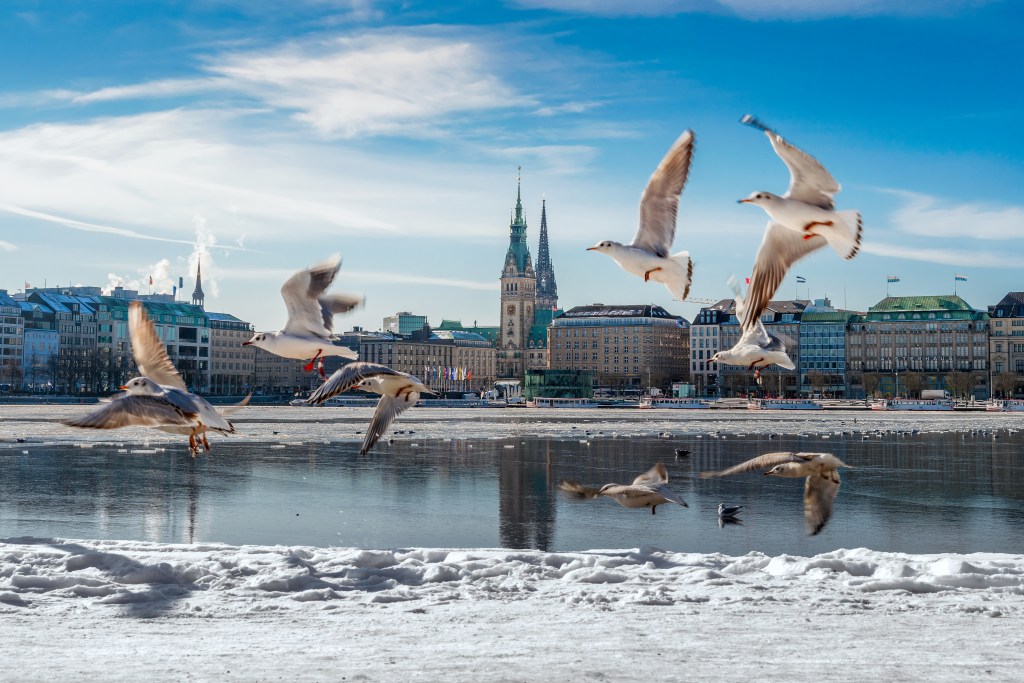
[2,429,1022,555]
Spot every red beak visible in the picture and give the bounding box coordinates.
[241,341,252,346]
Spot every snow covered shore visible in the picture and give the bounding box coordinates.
[2,538,1023,681]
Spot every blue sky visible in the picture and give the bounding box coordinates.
[0,0,1021,331]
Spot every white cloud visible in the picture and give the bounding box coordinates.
[509,0,992,18]
[886,190,1024,241]
[861,241,1021,269]
[533,100,603,117]
[489,145,600,175]
[0,240,17,251]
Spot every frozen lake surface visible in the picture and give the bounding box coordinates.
[3,406,1022,554]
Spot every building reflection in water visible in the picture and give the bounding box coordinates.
[498,441,556,550]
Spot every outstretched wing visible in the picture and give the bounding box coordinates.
[319,293,364,334]
[741,222,825,331]
[630,130,695,258]
[129,301,186,390]
[632,462,669,486]
[767,131,839,209]
[361,392,419,455]
[804,470,841,535]
[63,395,196,430]
[699,451,803,479]
[557,480,602,500]
[307,362,403,405]
[280,254,343,338]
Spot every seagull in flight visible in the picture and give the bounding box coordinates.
[587,130,695,301]
[242,254,363,378]
[558,463,687,515]
[306,362,433,454]
[710,277,794,382]
[701,451,851,535]
[63,302,239,455]
[737,115,862,331]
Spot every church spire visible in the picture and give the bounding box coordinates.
[513,166,524,226]
[535,197,558,310]
[191,257,205,308]
[503,167,532,275]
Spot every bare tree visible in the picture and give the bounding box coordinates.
[901,372,925,398]
[806,370,828,397]
[862,373,880,398]
[944,371,974,400]
[994,372,1021,398]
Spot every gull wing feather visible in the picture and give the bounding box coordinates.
[653,485,688,508]
[557,480,602,500]
[128,301,186,391]
[281,255,342,338]
[319,293,364,334]
[217,393,252,417]
[699,451,806,479]
[361,392,418,455]
[741,222,825,331]
[307,362,403,404]
[804,469,841,535]
[767,131,839,209]
[632,462,669,486]
[63,395,197,430]
[630,130,695,258]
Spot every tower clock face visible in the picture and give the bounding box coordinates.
[507,304,516,315]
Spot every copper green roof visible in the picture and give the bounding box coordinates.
[800,311,858,323]
[862,294,987,321]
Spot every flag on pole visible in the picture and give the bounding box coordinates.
[744,277,751,284]
[24,281,30,289]
[149,275,154,286]
[467,369,472,381]
[954,274,968,282]
[887,276,900,283]
[796,275,806,284]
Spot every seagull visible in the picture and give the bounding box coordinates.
[558,463,688,515]
[63,302,238,456]
[737,115,862,331]
[700,451,851,535]
[710,278,794,382]
[306,362,434,454]
[242,254,363,378]
[587,130,695,301]
[718,503,743,519]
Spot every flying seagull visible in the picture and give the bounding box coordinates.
[242,254,363,378]
[64,301,239,455]
[558,463,688,515]
[587,130,695,301]
[700,451,851,535]
[710,277,794,382]
[737,115,862,331]
[306,361,433,454]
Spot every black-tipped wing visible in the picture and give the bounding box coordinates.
[699,451,805,479]
[632,462,669,486]
[361,392,418,455]
[281,254,342,338]
[767,132,839,210]
[307,362,403,405]
[63,395,197,430]
[804,470,841,535]
[218,393,252,417]
[630,130,695,258]
[129,301,186,391]
[319,293,364,334]
[557,480,602,500]
[741,223,825,331]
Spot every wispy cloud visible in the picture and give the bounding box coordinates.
[886,190,1024,241]
[344,270,500,291]
[861,241,1021,268]
[509,0,993,18]
[489,145,600,175]
[0,202,207,247]
[533,100,603,117]
[0,240,17,252]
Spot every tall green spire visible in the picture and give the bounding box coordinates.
[503,167,532,275]
[513,166,525,226]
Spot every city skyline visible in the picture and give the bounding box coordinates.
[0,1,1021,333]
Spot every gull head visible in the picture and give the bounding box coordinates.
[709,350,731,365]
[120,376,164,396]
[597,483,619,494]
[587,240,620,253]
[738,191,778,207]
[764,462,803,478]
[242,333,267,349]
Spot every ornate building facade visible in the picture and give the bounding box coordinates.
[498,174,559,379]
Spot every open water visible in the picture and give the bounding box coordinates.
[1,406,1022,555]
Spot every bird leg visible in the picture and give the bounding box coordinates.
[643,267,662,282]
[304,349,324,372]
[200,428,211,452]
[802,220,833,232]
[187,429,200,458]
[317,357,327,380]
[651,505,657,515]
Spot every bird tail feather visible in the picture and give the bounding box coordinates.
[822,210,862,260]
[664,251,693,300]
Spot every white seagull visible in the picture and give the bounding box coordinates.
[242,254,363,378]
[63,302,239,455]
[718,503,743,519]
[710,278,794,382]
[558,463,688,515]
[701,451,852,535]
[587,130,695,301]
[306,362,433,455]
[737,115,862,330]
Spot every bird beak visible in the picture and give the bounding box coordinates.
[738,198,752,204]
[241,341,252,346]
[586,247,598,251]
[118,385,128,390]
[762,471,771,476]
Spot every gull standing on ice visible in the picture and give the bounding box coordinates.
[701,451,851,535]
[306,362,434,454]
[737,115,862,330]
[710,278,795,382]
[242,254,363,378]
[63,302,239,456]
[587,130,695,301]
[558,463,688,515]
